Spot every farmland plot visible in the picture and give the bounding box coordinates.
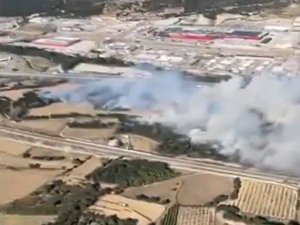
[233,179,298,221]
[177,206,215,225]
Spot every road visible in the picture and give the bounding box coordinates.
[0,71,120,80]
[0,124,299,185]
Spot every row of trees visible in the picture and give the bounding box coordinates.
[217,203,299,225]
[68,119,116,129]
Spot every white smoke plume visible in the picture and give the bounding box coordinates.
[44,69,300,174]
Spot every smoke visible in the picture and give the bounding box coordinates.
[45,69,300,174]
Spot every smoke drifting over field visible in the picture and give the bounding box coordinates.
[46,70,300,174]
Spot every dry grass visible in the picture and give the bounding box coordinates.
[28,102,98,116]
[122,176,184,203]
[177,174,233,206]
[0,89,32,100]
[15,119,67,135]
[90,194,165,225]
[0,215,55,225]
[63,127,115,143]
[177,206,215,225]
[64,157,103,185]
[233,179,298,221]
[28,147,69,158]
[126,134,159,152]
[39,83,81,94]
[0,137,31,156]
[0,168,61,205]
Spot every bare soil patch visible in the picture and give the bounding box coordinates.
[0,168,61,205]
[0,137,31,156]
[90,194,165,225]
[177,174,233,206]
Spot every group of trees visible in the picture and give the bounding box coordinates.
[136,194,170,204]
[2,179,101,215]
[230,177,241,199]
[116,120,228,161]
[1,158,177,225]
[2,177,136,225]
[183,0,290,15]
[86,159,177,188]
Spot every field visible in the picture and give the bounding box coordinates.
[27,102,98,116]
[0,89,33,100]
[122,176,184,203]
[177,206,215,225]
[63,156,103,185]
[160,205,179,225]
[63,127,116,143]
[90,194,166,225]
[177,174,233,206]
[0,168,61,205]
[15,119,68,135]
[0,137,31,156]
[0,215,55,225]
[233,179,298,221]
[126,134,159,152]
[0,148,74,170]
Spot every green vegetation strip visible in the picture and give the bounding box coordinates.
[160,205,179,225]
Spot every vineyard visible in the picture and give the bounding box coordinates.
[177,206,215,225]
[160,205,179,225]
[233,179,298,221]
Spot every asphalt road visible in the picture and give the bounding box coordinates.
[0,125,299,185]
[0,71,120,80]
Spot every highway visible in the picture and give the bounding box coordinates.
[0,71,120,80]
[0,124,299,186]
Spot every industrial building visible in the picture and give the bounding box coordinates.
[32,37,81,47]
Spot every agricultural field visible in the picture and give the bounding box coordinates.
[125,134,159,152]
[0,215,55,225]
[233,179,298,221]
[0,137,31,156]
[90,194,166,225]
[160,205,179,225]
[62,126,116,143]
[0,168,62,205]
[63,156,104,185]
[122,176,184,203]
[177,206,215,225]
[0,88,33,100]
[177,174,233,206]
[14,119,68,135]
[27,102,99,117]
